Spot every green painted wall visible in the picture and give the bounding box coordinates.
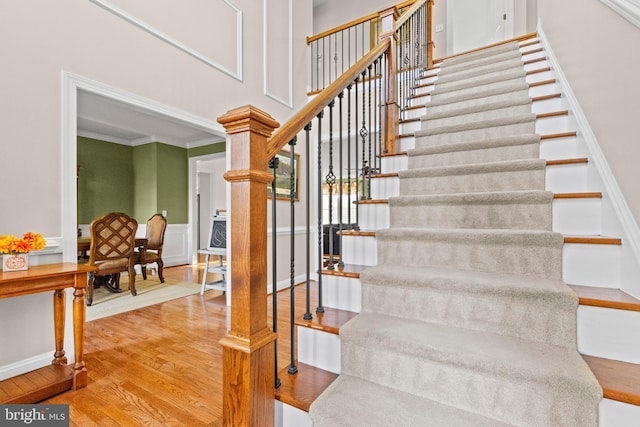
[156,143,188,223]
[188,141,225,158]
[78,138,217,225]
[77,136,133,224]
[132,143,158,222]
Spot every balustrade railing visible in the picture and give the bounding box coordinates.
[217,2,430,425]
[308,0,418,94]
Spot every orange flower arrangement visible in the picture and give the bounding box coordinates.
[0,232,46,254]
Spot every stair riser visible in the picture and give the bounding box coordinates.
[381,155,408,174]
[408,143,539,168]
[525,70,555,84]
[553,199,602,235]
[528,81,562,98]
[377,233,563,278]
[297,327,342,374]
[340,235,377,266]
[535,114,576,135]
[546,163,590,193]
[532,96,568,114]
[362,282,577,347]
[422,104,532,131]
[399,120,421,134]
[577,305,640,364]
[276,402,312,427]
[340,343,598,427]
[563,243,621,287]
[600,398,640,426]
[321,275,362,312]
[399,169,545,195]
[390,199,552,230]
[540,135,581,159]
[401,108,426,121]
[370,177,399,200]
[356,203,389,230]
[416,121,535,146]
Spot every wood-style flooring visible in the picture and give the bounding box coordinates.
[41,263,316,426]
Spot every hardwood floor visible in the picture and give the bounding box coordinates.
[41,263,316,426]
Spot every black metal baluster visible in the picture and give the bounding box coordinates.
[354,76,360,230]
[303,123,312,321]
[337,90,345,268]
[269,156,281,389]
[287,138,298,376]
[367,64,373,199]
[325,100,336,270]
[316,110,325,314]
[346,83,353,227]
[361,68,370,201]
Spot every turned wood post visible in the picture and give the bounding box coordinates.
[379,6,400,154]
[217,105,279,427]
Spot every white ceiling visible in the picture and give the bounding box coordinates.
[77,90,224,148]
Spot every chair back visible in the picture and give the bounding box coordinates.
[89,212,138,264]
[145,214,167,250]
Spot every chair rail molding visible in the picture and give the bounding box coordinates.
[87,0,244,81]
[263,0,294,108]
[601,0,640,28]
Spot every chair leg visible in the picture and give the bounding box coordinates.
[129,268,137,296]
[87,273,95,306]
[141,265,147,280]
[157,259,165,283]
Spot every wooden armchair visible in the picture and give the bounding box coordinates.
[134,213,167,283]
[86,212,138,306]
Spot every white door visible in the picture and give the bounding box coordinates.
[446,0,513,55]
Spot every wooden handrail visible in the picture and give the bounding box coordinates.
[394,0,427,30]
[267,38,391,159]
[307,0,417,44]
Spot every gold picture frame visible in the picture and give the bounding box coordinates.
[267,149,300,201]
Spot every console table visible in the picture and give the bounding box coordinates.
[0,263,94,403]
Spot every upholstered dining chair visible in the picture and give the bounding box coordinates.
[134,213,167,283]
[86,212,138,306]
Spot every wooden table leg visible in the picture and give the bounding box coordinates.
[52,289,67,365]
[72,281,88,389]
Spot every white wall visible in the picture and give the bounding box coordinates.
[537,0,640,225]
[0,0,312,374]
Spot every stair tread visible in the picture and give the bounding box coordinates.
[310,375,510,427]
[322,263,368,278]
[568,284,640,312]
[362,264,572,300]
[342,312,599,387]
[564,235,622,245]
[295,307,358,335]
[275,362,338,412]
[583,355,640,406]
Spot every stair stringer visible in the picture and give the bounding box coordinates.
[537,25,640,299]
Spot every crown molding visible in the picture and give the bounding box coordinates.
[77,130,132,145]
[601,0,640,28]
[88,0,244,81]
[263,0,293,108]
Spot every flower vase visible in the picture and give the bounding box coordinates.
[3,253,29,272]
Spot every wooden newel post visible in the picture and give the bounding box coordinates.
[217,105,280,427]
[379,6,400,154]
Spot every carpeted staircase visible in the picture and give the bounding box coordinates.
[310,41,602,426]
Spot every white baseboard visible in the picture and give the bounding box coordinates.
[0,352,52,382]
